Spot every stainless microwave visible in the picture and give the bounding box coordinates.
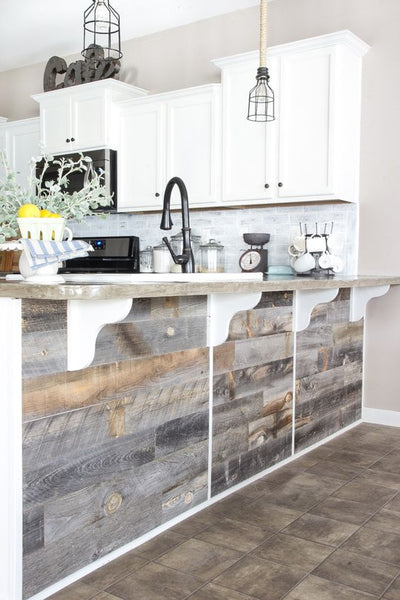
[36,148,117,212]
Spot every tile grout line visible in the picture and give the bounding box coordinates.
[133,443,400,600]
[51,424,400,600]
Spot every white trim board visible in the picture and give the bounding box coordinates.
[363,408,400,428]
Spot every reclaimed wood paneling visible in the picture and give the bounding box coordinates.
[211,291,294,496]
[21,296,207,381]
[23,346,209,420]
[21,300,68,378]
[22,296,210,599]
[93,295,208,365]
[295,288,363,452]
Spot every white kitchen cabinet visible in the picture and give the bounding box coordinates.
[214,30,370,205]
[0,118,8,181]
[0,118,40,186]
[118,101,166,211]
[118,84,221,212]
[32,80,147,154]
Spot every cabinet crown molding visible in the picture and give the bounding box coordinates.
[32,78,148,104]
[118,83,221,109]
[212,29,370,70]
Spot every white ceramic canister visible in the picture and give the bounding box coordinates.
[153,242,171,273]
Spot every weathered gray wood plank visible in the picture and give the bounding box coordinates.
[212,291,294,496]
[23,346,209,420]
[294,292,363,453]
[22,295,210,598]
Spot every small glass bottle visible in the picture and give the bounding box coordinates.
[200,239,224,273]
[153,242,171,273]
[139,246,153,272]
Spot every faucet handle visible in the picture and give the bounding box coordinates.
[162,236,184,265]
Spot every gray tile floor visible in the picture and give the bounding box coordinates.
[48,423,400,600]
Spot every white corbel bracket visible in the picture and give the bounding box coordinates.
[67,299,133,371]
[207,292,262,346]
[294,288,339,332]
[350,285,390,322]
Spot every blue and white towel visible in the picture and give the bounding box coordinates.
[21,239,93,270]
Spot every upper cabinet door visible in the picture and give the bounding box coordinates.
[38,94,107,153]
[40,97,71,154]
[0,123,8,180]
[32,80,148,154]
[277,48,333,199]
[214,31,370,205]
[166,87,221,208]
[72,95,107,151]
[118,102,166,211]
[220,58,276,204]
[0,118,40,186]
[117,85,221,212]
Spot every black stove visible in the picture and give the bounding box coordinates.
[61,236,140,273]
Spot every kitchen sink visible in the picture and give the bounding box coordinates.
[61,272,264,284]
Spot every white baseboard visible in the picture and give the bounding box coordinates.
[363,408,400,427]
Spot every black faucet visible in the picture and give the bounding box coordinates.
[160,177,195,273]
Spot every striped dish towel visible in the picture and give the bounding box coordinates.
[21,239,93,270]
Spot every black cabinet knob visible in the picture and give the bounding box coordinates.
[264,183,270,189]
[155,192,160,197]
[71,137,75,142]
[66,138,70,143]
[278,182,283,187]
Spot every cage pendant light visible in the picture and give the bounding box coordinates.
[247,0,275,122]
[82,0,123,61]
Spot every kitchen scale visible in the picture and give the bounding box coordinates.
[239,233,270,273]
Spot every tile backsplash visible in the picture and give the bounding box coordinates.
[71,202,358,274]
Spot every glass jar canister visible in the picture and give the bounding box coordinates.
[169,232,202,272]
[153,242,171,273]
[200,239,224,273]
[170,232,183,273]
[139,246,153,272]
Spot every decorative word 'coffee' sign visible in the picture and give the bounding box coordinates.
[43,45,121,92]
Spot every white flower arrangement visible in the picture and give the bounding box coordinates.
[0,151,113,242]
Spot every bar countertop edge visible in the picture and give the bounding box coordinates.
[0,274,399,300]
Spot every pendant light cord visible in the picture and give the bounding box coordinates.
[260,0,267,68]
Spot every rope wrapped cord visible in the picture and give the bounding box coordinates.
[260,0,268,68]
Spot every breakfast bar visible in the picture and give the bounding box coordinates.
[1,274,399,600]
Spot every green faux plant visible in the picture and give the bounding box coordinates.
[0,151,113,243]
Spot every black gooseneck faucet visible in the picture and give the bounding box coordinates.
[160,177,195,273]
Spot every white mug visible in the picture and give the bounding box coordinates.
[331,255,344,273]
[307,234,325,253]
[318,252,332,269]
[288,244,302,257]
[292,235,306,252]
[293,252,315,273]
[63,226,73,242]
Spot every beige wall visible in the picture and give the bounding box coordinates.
[1,0,399,412]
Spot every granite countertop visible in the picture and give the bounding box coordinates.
[0,273,400,300]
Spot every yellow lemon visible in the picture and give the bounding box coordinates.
[39,209,53,218]
[17,204,41,218]
[49,213,62,218]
